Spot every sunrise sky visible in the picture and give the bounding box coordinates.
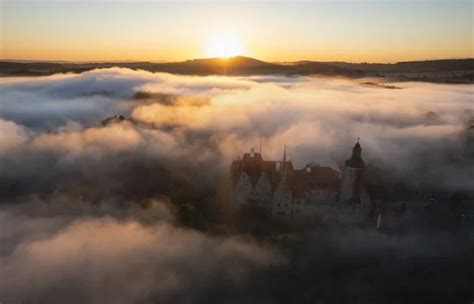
[1,0,472,63]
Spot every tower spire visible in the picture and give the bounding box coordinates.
[352,139,362,159]
[283,143,287,162]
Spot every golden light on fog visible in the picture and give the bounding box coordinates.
[205,33,244,58]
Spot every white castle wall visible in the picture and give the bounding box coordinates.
[340,166,362,202]
[233,172,253,208]
[252,172,273,209]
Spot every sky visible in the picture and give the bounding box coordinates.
[0,0,473,62]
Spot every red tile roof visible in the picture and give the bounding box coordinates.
[231,153,340,196]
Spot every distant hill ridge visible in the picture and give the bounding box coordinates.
[1,56,473,83]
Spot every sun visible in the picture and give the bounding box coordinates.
[205,33,244,58]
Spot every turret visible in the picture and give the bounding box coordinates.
[340,139,366,203]
[345,138,365,168]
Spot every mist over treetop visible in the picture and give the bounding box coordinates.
[0,68,473,303]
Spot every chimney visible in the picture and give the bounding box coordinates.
[250,148,255,157]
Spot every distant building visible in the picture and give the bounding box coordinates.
[230,141,370,219]
[339,139,371,208]
[230,139,471,232]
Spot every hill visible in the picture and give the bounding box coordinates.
[1,56,473,83]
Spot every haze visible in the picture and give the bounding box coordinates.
[1,0,472,62]
[1,2,473,303]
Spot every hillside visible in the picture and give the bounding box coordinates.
[1,56,473,83]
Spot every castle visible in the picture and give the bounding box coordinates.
[230,140,372,219]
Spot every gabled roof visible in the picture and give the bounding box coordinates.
[231,151,341,197]
[231,153,283,188]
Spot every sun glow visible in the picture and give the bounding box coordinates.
[205,33,244,58]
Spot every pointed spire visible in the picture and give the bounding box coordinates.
[352,138,362,159]
[283,143,287,163]
[259,136,262,154]
[345,138,365,168]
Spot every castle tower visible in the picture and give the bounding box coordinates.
[339,139,365,203]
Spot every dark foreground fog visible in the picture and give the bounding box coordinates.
[0,69,473,303]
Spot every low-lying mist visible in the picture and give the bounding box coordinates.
[0,68,473,303]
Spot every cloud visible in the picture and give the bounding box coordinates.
[0,69,257,130]
[0,68,473,200]
[0,119,29,153]
[0,199,282,304]
[0,68,473,303]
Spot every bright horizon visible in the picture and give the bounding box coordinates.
[1,1,473,63]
